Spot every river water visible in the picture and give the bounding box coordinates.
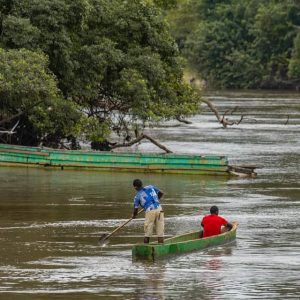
[0,92,299,299]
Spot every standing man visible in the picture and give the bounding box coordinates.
[201,206,233,238]
[132,179,164,244]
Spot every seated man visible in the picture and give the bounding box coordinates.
[201,205,233,238]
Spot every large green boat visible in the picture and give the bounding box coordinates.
[0,143,256,176]
[132,223,238,261]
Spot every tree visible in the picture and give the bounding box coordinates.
[0,0,201,147]
[250,2,297,87]
[152,0,178,10]
[168,0,300,89]
[184,1,263,88]
[289,32,300,79]
[165,0,201,49]
[0,48,82,146]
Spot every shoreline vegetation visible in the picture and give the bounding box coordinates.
[167,0,300,90]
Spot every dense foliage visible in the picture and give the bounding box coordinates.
[0,48,83,146]
[0,0,201,147]
[167,0,300,89]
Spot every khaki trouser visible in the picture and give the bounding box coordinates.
[144,208,164,238]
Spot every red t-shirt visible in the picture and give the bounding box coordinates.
[201,214,228,238]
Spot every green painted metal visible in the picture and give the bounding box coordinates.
[132,224,237,261]
[0,143,230,175]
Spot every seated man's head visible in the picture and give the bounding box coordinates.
[210,205,219,215]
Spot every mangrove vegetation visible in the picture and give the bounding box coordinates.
[0,0,200,148]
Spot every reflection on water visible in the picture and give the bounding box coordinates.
[131,263,167,300]
[0,92,299,299]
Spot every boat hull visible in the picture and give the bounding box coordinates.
[0,143,231,176]
[132,224,237,261]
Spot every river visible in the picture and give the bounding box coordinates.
[0,91,299,299]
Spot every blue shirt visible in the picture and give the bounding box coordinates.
[133,185,162,212]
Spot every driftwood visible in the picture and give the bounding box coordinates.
[284,115,289,125]
[202,99,244,128]
[111,133,173,153]
[176,116,193,124]
[174,98,244,128]
[228,165,257,177]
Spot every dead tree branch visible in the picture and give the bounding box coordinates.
[110,133,173,153]
[176,116,193,124]
[284,115,289,125]
[202,98,244,128]
[0,120,20,135]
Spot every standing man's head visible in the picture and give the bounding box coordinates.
[133,179,143,191]
[210,205,219,215]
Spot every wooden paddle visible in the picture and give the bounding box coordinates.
[99,209,143,245]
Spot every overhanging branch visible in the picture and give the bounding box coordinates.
[110,134,173,153]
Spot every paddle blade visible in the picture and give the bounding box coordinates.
[98,233,108,245]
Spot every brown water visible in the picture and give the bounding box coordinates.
[0,92,299,299]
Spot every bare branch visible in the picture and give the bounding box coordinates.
[111,134,173,153]
[202,99,244,128]
[284,115,289,125]
[236,115,244,125]
[202,99,222,123]
[176,116,193,124]
[143,134,173,153]
[0,120,20,135]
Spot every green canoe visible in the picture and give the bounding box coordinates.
[0,143,256,176]
[132,223,238,261]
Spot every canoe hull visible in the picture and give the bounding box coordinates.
[132,224,237,261]
[0,143,230,176]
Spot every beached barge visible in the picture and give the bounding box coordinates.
[132,223,238,261]
[0,143,256,176]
